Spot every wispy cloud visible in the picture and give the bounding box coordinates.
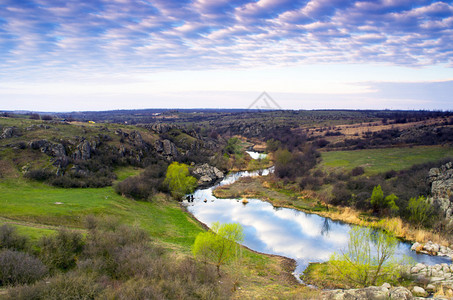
[1,0,452,79]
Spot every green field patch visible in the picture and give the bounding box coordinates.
[320,146,453,174]
[114,166,143,181]
[0,177,203,251]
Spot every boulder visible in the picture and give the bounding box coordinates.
[0,127,20,139]
[411,286,427,297]
[192,163,224,186]
[321,286,413,300]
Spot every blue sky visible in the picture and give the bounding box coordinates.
[0,0,452,111]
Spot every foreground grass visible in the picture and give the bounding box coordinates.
[320,145,453,175]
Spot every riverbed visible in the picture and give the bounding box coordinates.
[185,157,451,279]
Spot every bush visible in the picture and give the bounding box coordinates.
[329,227,404,288]
[24,169,55,182]
[7,272,101,300]
[39,229,84,271]
[0,224,29,251]
[351,167,364,176]
[330,183,351,206]
[115,162,168,200]
[0,249,48,286]
[82,219,151,278]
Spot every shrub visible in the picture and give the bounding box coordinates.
[351,167,364,176]
[7,272,102,300]
[408,196,434,228]
[29,113,40,120]
[82,219,151,278]
[24,169,55,182]
[329,227,404,288]
[0,249,48,286]
[192,222,243,276]
[330,183,351,206]
[0,224,29,251]
[39,229,84,271]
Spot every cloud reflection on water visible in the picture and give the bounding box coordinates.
[187,167,451,277]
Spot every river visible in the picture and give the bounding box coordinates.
[185,153,451,279]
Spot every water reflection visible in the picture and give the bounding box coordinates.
[185,162,451,278]
[246,151,268,160]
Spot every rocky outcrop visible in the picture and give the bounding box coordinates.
[0,127,21,139]
[155,139,179,159]
[321,285,413,299]
[428,162,453,222]
[192,163,224,186]
[29,139,66,157]
[411,241,453,258]
[73,140,94,160]
[25,124,51,131]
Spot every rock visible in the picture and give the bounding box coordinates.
[0,127,20,139]
[389,287,413,299]
[73,140,92,160]
[192,163,224,186]
[29,139,66,157]
[199,175,212,185]
[321,286,413,300]
[412,242,421,251]
[382,283,391,289]
[162,139,178,156]
[426,284,436,292]
[428,162,453,222]
[412,286,427,297]
[155,139,179,158]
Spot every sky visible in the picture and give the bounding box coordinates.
[0,0,453,112]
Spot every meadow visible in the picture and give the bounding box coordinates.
[320,145,453,175]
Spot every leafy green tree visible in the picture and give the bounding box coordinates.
[192,222,244,276]
[408,196,433,228]
[164,162,197,199]
[370,185,399,215]
[370,185,384,212]
[329,227,403,287]
[224,137,242,155]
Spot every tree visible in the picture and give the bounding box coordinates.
[408,196,433,228]
[164,162,197,199]
[224,137,242,155]
[329,227,402,287]
[370,185,399,215]
[370,185,384,212]
[192,222,244,276]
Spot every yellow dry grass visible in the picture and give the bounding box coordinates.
[319,207,450,246]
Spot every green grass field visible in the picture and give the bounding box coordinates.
[0,176,203,251]
[320,145,453,175]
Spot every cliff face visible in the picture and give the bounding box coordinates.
[428,162,453,222]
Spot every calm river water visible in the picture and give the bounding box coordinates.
[185,155,450,278]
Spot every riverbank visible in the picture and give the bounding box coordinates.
[213,176,452,248]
